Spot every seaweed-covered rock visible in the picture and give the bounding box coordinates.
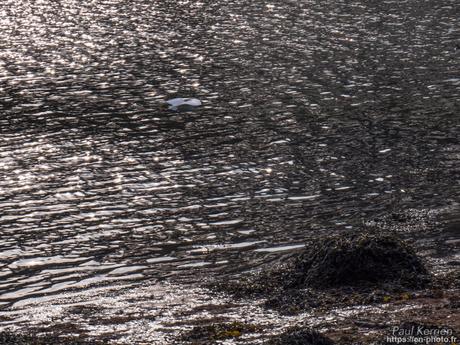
[0,331,99,345]
[209,233,431,315]
[285,233,429,289]
[180,321,262,344]
[265,328,335,345]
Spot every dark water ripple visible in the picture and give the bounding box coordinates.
[0,0,459,338]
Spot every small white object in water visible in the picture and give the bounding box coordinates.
[166,97,202,110]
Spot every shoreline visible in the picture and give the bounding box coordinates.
[1,208,458,344]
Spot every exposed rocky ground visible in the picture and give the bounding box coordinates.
[181,216,460,345]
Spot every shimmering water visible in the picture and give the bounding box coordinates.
[0,0,459,342]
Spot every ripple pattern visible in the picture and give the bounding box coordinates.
[0,0,458,338]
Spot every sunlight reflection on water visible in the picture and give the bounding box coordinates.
[0,0,458,342]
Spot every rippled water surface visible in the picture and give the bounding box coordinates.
[0,0,459,342]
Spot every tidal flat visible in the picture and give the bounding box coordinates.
[0,0,458,343]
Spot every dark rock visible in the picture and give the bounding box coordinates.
[265,327,335,345]
[179,321,262,344]
[391,213,409,222]
[285,233,430,289]
[0,331,99,345]
[209,233,431,315]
